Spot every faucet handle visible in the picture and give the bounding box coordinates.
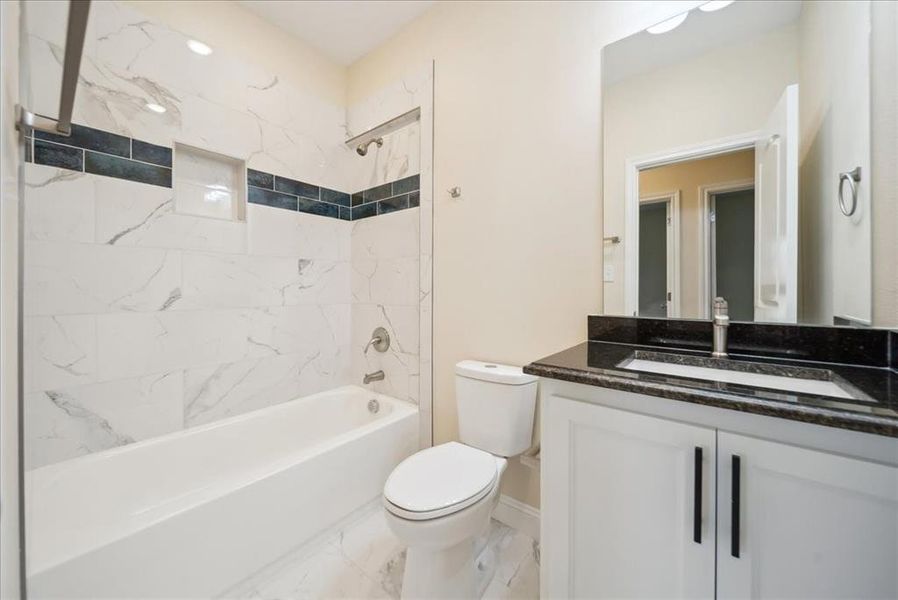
[364,326,390,354]
[713,297,729,316]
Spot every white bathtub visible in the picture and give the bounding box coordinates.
[25,385,418,599]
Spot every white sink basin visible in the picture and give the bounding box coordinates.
[620,358,857,399]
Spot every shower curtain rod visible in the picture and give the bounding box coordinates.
[345,107,421,148]
[16,0,91,136]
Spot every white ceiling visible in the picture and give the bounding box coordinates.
[603,1,803,86]
[238,1,436,66]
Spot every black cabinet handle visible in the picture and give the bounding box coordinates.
[693,446,702,544]
[731,454,741,558]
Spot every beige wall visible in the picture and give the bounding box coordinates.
[1,0,21,596]
[640,150,755,318]
[871,0,898,328]
[125,1,346,106]
[799,0,873,326]
[348,0,704,508]
[603,24,799,317]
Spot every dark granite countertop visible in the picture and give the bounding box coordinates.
[524,341,898,437]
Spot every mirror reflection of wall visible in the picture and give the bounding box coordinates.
[602,0,897,327]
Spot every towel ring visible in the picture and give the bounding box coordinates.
[838,167,861,217]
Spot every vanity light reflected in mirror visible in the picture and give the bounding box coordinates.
[700,1,735,12]
[646,12,689,35]
[187,39,213,56]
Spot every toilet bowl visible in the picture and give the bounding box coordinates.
[382,361,537,599]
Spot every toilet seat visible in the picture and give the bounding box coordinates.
[383,442,499,521]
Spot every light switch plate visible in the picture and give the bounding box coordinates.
[603,264,615,282]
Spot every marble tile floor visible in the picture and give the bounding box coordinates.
[220,501,539,600]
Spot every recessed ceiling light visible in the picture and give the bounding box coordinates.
[700,0,735,12]
[187,39,213,56]
[145,103,166,114]
[647,12,689,34]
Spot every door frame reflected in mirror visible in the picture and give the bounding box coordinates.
[624,131,760,317]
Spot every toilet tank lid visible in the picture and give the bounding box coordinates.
[455,360,538,386]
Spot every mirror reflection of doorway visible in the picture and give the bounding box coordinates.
[709,188,755,322]
[638,200,670,317]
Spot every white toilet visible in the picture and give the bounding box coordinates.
[382,360,538,599]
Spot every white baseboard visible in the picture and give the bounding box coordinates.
[493,494,540,541]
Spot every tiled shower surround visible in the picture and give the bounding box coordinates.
[25,125,421,221]
[23,1,432,468]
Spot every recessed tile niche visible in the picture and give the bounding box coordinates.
[173,143,247,221]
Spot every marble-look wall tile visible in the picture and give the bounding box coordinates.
[248,204,351,260]
[347,70,429,412]
[179,253,349,310]
[351,209,419,261]
[352,258,419,306]
[25,371,182,469]
[22,1,431,467]
[24,165,95,243]
[352,304,419,404]
[25,241,181,315]
[94,176,248,254]
[95,309,257,382]
[183,348,348,428]
[25,315,97,393]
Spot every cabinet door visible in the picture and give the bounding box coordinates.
[717,432,898,599]
[542,396,715,599]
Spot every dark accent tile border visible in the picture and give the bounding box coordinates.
[85,151,172,188]
[363,182,393,203]
[248,168,421,222]
[131,139,172,167]
[321,188,350,207]
[35,123,130,158]
[27,121,422,222]
[351,203,377,220]
[275,175,319,200]
[378,194,409,214]
[248,170,345,218]
[248,186,297,211]
[247,168,274,189]
[587,315,893,369]
[34,139,83,171]
[297,197,339,218]
[350,174,422,221]
[393,174,420,195]
[28,122,173,188]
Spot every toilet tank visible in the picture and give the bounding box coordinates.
[455,360,538,457]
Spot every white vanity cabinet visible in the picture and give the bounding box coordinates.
[541,396,716,598]
[541,381,898,600]
[716,433,898,599]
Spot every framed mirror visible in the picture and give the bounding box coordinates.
[602,0,896,327]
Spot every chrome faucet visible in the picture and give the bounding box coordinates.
[363,370,385,384]
[712,297,729,358]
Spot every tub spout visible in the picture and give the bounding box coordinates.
[363,370,385,384]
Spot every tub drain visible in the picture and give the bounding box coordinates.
[368,398,380,413]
